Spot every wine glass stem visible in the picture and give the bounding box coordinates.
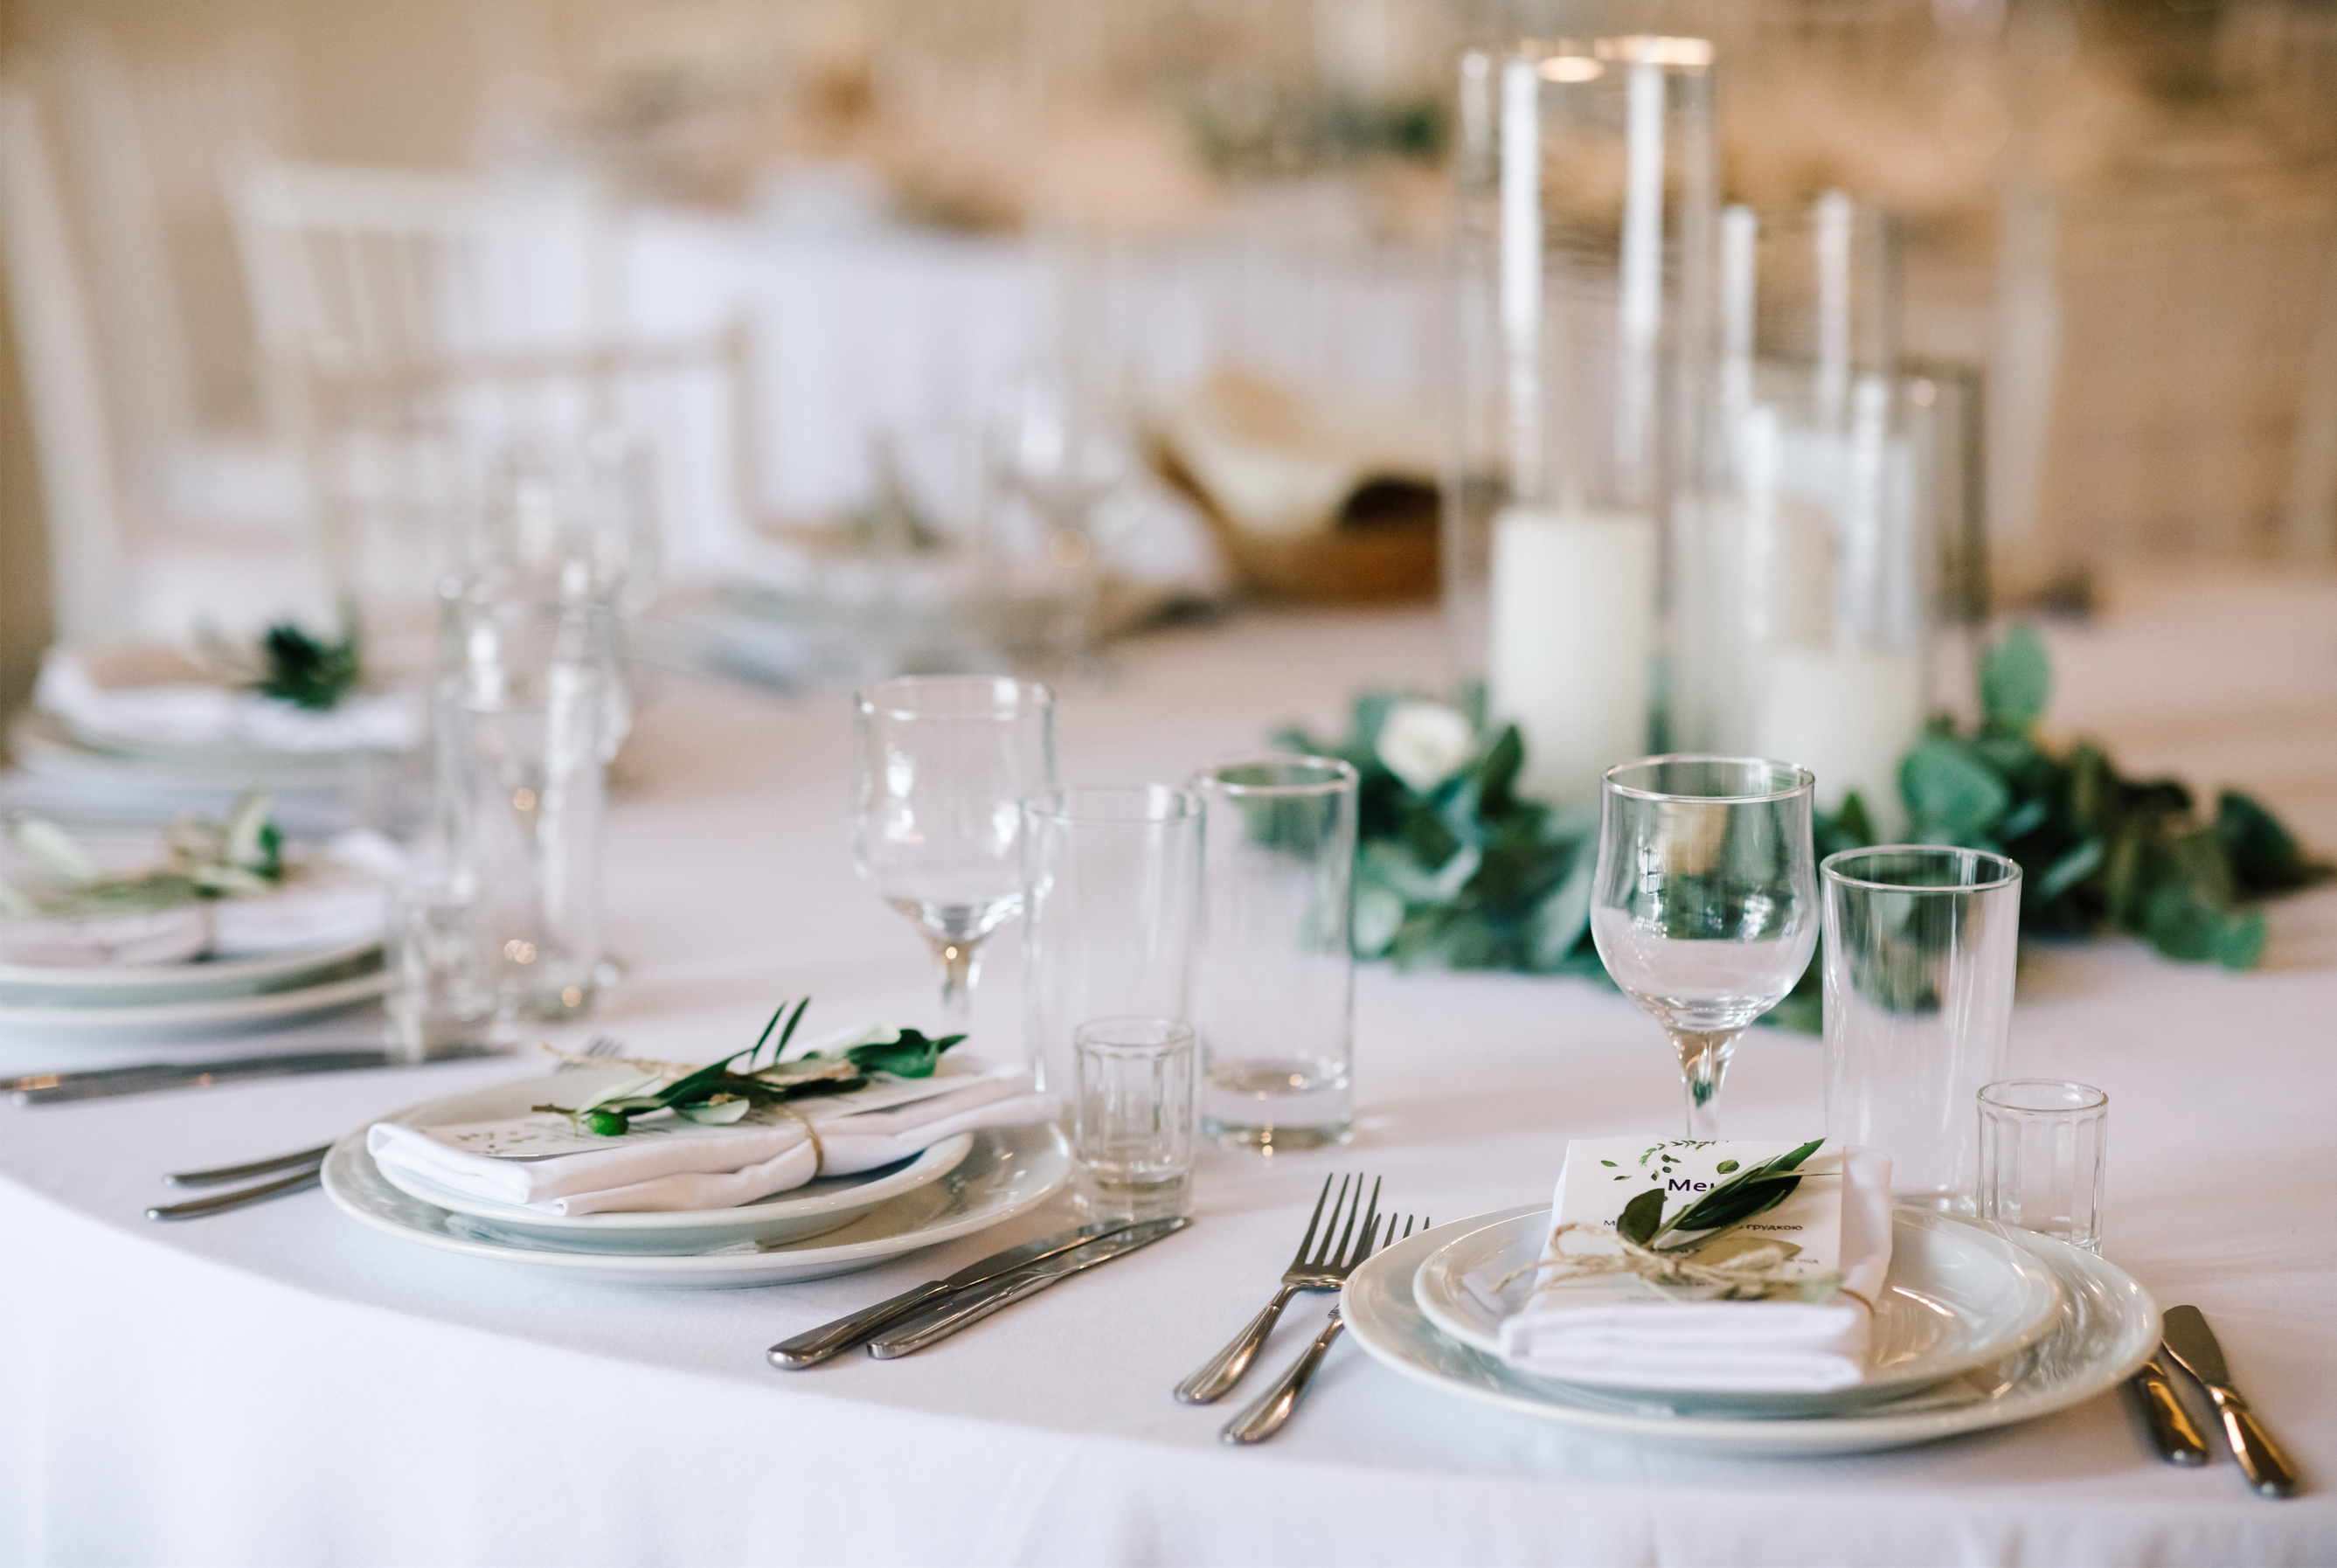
[1671,1029,1742,1139]
[932,937,981,1024]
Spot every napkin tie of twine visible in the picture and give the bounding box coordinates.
[1496,1222,1859,1308]
[773,1105,827,1177]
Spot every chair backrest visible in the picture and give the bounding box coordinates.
[300,330,759,626]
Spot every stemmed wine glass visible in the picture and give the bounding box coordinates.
[1590,756,1820,1136]
[850,675,1058,1023]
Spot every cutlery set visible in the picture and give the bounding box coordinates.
[2131,1305,2301,1498]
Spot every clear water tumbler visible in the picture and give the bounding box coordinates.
[1021,785,1201,1098]
[1822,845,2021,1211]
[1193,755,1358,1151]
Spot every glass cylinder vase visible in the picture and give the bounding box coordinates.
[1446,36,1717,803]
[1672,194,1937,836]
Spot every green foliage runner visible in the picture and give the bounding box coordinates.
[1281,627,2327,1032]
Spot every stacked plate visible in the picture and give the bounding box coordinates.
[1343,1206,2160,1455]
[0,936,388,1043]
[322,1067,1073,1288]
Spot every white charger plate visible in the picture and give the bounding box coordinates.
[0,936,382,1008]
[0,965,387,1043]
[371,1067,977,1252]
[324,1117,1071,1288]
[1414,1207,2063,1417]
[1344,1206,2157,1456]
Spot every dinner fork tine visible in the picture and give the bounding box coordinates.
[1175,1173,1377,1405]
[1220,1212,1425,1445]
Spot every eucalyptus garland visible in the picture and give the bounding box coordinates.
[1279,626,2327,1031]
[0,790,285,919]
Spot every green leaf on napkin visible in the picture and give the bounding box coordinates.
[1616,1187,1666,1248]
[1651,1138,1826,1249]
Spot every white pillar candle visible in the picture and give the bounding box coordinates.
[1754,645,1924,836]
[1487,505,1658,802]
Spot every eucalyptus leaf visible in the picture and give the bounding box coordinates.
[1616,1187,1666,1248]
[1979,623,2050,733]
[672,1097,754,1125]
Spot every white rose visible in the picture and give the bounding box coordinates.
[1375,699,1476,794]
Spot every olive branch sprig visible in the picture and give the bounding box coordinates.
[533,997,968,1136]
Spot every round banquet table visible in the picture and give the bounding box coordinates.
[6,579,2337,1568]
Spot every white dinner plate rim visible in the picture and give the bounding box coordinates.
[0,935,381,999]
[1343,1205,2158,1455]
[1411,1206,2063,1406]
[14,706,410,772]
[322,1119,1071,1280]
[0,967,388,1037]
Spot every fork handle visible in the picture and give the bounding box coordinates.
[1221,1313,1344,1445]
[1175,1284,1300,1405]
[145,1166,322,1221]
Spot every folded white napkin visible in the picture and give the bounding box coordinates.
[369,1062,1058,1216]
[1485,1141,1894,1394]
[38,646,422,754]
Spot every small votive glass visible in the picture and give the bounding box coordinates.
[1072,1016,1196,1223]
[384,867,497,1060]
[1978,1079,2109,1253]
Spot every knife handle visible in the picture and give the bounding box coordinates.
[865,1268,1056,1359]
[2212,1394,2302,1498]
[767,1280,954,1369]
[2128,1371,2210,1467]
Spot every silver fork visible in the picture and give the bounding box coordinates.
[1174,1173,1381,1405]
[1221,1213,1424,1445]
[145,1035,623,1221]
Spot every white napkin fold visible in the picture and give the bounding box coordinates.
[369,1062,1058,1216]
[38,646,422,754]
[1487,1145,1894,1394]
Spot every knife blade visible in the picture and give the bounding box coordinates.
[2161,1305,2302,1498]
[865,1215,1190,1359]
[2126,1349,2211,1467]
[767,1217,1150,1369]
[8,1043,507,1104]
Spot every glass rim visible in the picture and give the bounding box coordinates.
[1194,752,1359,798]
[1023,784,1202,825]
[1822,844,2022,893]
[854,674,1055,721]
[1072,1014,1197,1051]
[1601,754,1815,806]
[1979,1078,2108,1114]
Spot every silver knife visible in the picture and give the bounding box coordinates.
[866,1216,1190,1360]
[2126,1349,2211,1467]
[2161,1305,2303,1498]
[767,1217,1149,1369]
[9,1043,506,1104]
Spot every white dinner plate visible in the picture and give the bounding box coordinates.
[1344,1206,2158,1456]
[0,965,387,1043]
[324,1117,1072,1288]
[10,707,407,781]
[1413,1207,2063,1417]
[0,936,382,1009]
[371,1067,978,1252]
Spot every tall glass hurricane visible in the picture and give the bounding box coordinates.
[850,676,1057,1022]
[1591,756,1820,1136]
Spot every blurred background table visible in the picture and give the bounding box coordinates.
[4,574,2334,1567]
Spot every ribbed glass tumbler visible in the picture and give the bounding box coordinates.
[1978,1079,2109,1254]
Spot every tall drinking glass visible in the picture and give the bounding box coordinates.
[1591,756,1820,1136]
[850,676,1056,1023]
[447,596,608,1021]
[1022,785,1202,1097]
[1193,755,1358,1151]
[1823,846,2021,1211]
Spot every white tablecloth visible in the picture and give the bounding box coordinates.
[6,582,2337,1567]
